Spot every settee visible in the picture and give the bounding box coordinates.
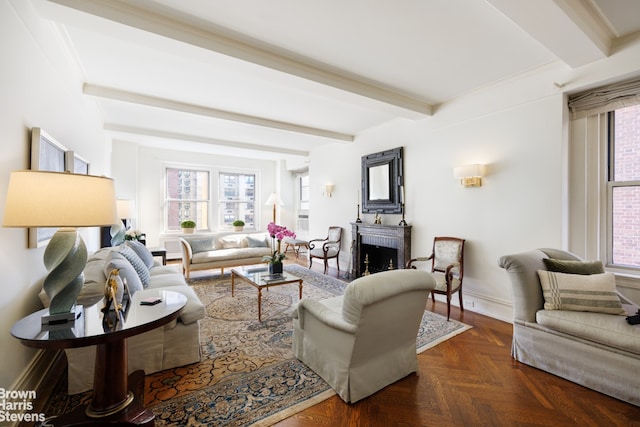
[498,248,640,406]
[179,231,273,279]
[40,242,205,394]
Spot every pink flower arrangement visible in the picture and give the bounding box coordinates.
[267,222,296,241]
[263,222,296,264]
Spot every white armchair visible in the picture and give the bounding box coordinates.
[292,269,436,403]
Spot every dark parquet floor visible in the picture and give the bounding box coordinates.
[278,256,640,427]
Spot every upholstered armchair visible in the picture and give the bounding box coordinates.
[407,236,465,320]
[308,226,342,274]
[292,269,436,403]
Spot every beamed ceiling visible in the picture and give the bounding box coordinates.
[28,0,640,161]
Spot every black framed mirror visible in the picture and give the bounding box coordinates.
[361,146,403,213]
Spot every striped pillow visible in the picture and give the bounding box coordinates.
[118,246,150,288]
[537,270,625,315]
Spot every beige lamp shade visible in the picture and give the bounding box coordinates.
[453,164,485,179]
[3,170,117,227]
[265,192,284,206]
[116,199,134,219]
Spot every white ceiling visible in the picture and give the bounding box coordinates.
[30,0,640,161]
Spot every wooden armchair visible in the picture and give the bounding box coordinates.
[308,226,342,274]
[407,236,465,320]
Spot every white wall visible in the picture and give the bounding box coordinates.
[110,143,295,246]
[309,40,640,320]
[0,1,109,389]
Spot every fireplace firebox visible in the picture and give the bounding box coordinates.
[351,222,411,278]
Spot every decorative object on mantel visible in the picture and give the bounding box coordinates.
[262,222,296,275]
[355,186,362,223]
[181,220,196,234]
[374,212,382,224]
[3,171,117,322]
[399,185,408,226]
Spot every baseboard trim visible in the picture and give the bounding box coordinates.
[432,290,513,324]
[6,350,62,427]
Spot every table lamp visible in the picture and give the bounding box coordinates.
[110,199,134,246]
[3,171,117,323]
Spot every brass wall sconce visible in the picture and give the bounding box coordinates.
[454,164,485,187]
[323,183,334,197]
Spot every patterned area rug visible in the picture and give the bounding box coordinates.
[43,264,471,426]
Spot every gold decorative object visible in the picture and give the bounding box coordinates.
[102,268,123,331]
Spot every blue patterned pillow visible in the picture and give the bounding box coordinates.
[125,240,154,268]
[186,238,215,254]
[105,252,143,295]
[247,235,268,247]
[118,246,150,288]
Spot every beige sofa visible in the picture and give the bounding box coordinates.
[499,248,640,406]
[179,231,273,279]
[41,245,205,394]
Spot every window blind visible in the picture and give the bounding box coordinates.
[568,77,640,119]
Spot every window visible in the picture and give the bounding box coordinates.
[609,105,640,268]
[219,172,255,229]
[166,167,209,231]
[296,172,309,238]
[568,77,640,275]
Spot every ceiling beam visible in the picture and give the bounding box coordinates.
[46,0,433,118]
[104,124,310,157]
[84,83,354,142]
[487,0,613,68]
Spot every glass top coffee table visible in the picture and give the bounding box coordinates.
[231,266,303,321]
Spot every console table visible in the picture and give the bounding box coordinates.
[11,289,186,426]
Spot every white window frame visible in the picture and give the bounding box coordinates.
[217,170,258,230]
[164,164,212,233]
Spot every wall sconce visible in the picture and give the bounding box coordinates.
[454,164,485,187]
[323,183,334,197]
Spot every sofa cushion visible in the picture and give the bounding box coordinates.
[106,252,144,295]
[118,246,150,288]
[145,284,205,325]
[125,240,155,269]
[537,308,640,354]
[537,271,626,315]
[191,247,271,264]
[543,258,604,275]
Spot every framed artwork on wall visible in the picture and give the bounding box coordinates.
[29,127,68,248]
[65,151,90,175]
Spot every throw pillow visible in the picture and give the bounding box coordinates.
[220,237,243,249]
[246,235,268,248]
[543,258,604,275]
[537,270,626,315]
[105,251,144,295]
[186,238,215,254]
[118,246,150,288]
[125,240,155,269]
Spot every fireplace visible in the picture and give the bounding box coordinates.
[351,223,411,278]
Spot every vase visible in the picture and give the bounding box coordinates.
[182,228,195,234]
[269,262,283,275]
